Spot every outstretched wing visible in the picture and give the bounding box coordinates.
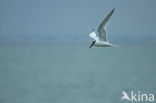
[98,8,115,42]
[89,30,99,41]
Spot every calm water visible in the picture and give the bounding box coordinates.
[0,43,156,103]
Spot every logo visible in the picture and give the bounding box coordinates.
[121,91,155,102]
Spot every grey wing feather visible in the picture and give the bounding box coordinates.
[98,8,115,42]
[98,29,107,42]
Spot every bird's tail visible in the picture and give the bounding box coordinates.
[110,44,117,47]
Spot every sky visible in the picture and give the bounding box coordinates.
[0,0,156,42]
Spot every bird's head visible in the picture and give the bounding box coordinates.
[91,28,95,33]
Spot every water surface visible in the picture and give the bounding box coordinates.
[0,44,156,103]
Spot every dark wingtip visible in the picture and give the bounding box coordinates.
[112,8,115,13]
[89,41,95,49]
[89,44,93,49]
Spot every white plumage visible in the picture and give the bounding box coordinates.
[89,8,116,48]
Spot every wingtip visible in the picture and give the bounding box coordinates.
[108,8,115,16]
[112,8,115,12]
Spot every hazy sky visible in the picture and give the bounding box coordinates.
[0,0,156,40]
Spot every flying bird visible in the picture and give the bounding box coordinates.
[89,8,116,48]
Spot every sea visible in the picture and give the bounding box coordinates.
[0,43,156,103]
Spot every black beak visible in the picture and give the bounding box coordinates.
[89,41,95,48]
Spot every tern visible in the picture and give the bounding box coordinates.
[89,8,116,48]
